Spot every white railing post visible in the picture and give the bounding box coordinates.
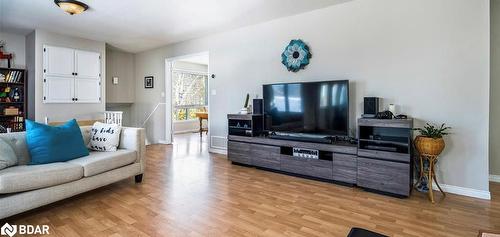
[104,111,123,126]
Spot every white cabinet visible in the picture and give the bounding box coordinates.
[44,46,74,77]
[75,78,100,103]
[75,50,100,78]
[44,76,75,103]
[43,45,101,104]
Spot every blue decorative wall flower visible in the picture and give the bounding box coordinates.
[281,39,312,72]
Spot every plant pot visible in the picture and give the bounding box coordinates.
[414,136,445,156]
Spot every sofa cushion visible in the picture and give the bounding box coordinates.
[0,138,17,170]
[0,132,31,165]
[26,119,90,165]
[0,162,83,194]
[68,149,136,177]
[88,122,122,152]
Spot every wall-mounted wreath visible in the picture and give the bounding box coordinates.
[281,39,312,72]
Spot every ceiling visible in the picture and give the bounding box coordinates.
[0,0,349,53]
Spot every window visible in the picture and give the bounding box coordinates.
[172,70,208,121]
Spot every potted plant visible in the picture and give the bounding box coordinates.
[414,123,451,156]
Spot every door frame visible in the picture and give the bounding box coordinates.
[165,51,210,144]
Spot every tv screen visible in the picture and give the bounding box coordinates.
[263,80,349,136]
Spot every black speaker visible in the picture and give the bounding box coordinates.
[362,97,379,118]
[253,99,264,114]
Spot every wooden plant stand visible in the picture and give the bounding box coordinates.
[414,154,446,203]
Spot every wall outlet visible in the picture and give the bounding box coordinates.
[112,77,119,85]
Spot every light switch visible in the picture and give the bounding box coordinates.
[211,89,217,95]
[112,77,119,85]
[161,92,165,97]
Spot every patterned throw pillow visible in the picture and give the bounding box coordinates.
[88,122,122,152]
[0,137,17,170]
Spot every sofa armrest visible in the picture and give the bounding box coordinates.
[119,127,146,173]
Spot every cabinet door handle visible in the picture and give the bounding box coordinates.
[75,72,78,76]
[72,98,75,101]
[75,98,78,101]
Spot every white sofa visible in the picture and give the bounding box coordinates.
[0,126,146,219]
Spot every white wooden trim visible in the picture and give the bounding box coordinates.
[172,68,208,75]
[174,129,199,134]
[209,147,228,156]
[431,183,490,200]
[490,174,500,183]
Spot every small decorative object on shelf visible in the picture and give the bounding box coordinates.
[413,123,451,203]
[281,39,312,72]
[0,40,13,68]
[240,93,250,114]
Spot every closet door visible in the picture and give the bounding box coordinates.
[75,50,100,78]
[44,76,75,103]
[74,78,100,103]
[74,50,101,103]
[43,46,75,77]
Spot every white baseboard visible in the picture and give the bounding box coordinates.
[209,147,227,155]
[490,174,500,183]
[174,129,199,134]
[432,183,490,200]
[157,140,171,144]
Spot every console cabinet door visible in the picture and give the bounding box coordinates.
[75,50,100,79]
[44,76,75,103]
[250,144,280,170]
[357,157,410,196]
[74,78,100,103]
[332,154,357,184]
[227,141,252,165]
[44,46,75,77]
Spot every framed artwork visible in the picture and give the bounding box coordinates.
[144,76,154,88]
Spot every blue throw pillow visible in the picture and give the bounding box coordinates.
[26,119,89,165]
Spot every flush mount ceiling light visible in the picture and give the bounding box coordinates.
[54,0,89,15]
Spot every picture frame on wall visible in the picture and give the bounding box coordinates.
[144,76,154,88]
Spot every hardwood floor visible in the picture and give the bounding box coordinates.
[4,133,500,236]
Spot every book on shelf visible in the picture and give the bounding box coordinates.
[1,70,23,83]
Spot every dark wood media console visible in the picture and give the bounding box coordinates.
[228,135,358,184]
[227,114,414,197]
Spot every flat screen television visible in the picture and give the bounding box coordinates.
[263,80,349,137]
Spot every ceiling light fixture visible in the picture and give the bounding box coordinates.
[54,0,89,15]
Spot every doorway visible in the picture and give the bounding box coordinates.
[165,52,209,150]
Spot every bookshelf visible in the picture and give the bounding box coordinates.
[0,67,27,133]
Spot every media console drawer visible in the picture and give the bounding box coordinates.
[280,155,333,180]
[357,157,410,196]
[251,144,280,169]
[332,154,357,184]
[228,141,252,165]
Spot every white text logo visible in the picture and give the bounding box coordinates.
[1,223,49,236]
[1,223,16,237]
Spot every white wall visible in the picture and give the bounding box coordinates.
[27,29,106,123]
[0,32,26,69]
[106,46,135,104]
[491,0,500,176]
[133,0,490,193]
